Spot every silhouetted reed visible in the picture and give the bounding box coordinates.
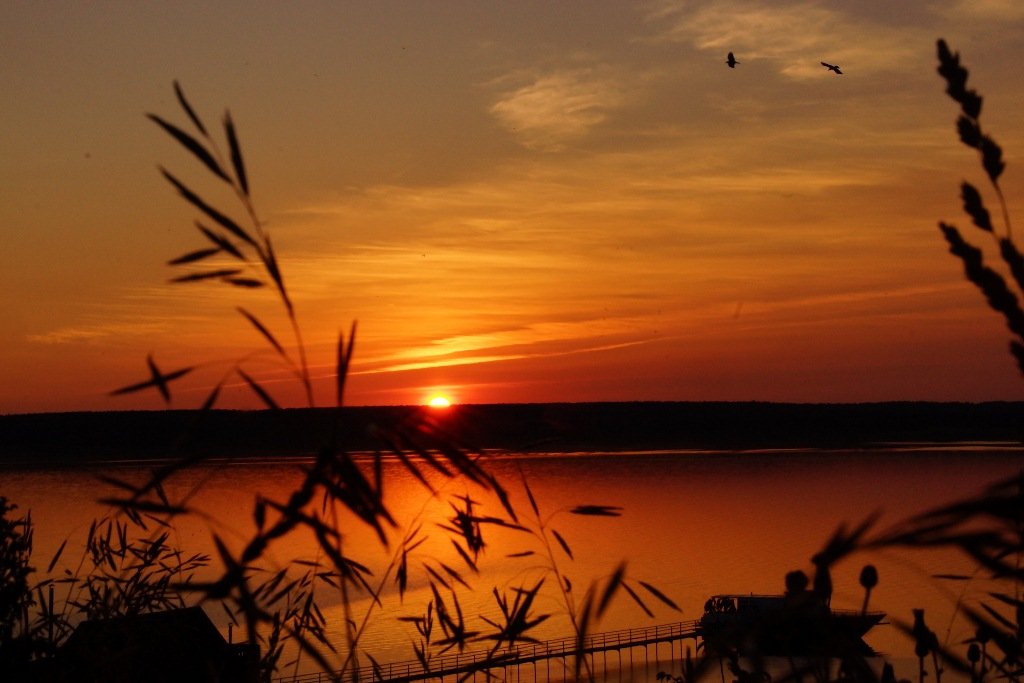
[936,39,1024,373]
[656,39,1024,683]
[0,499,38,668]
[0,496,209,679]
[6,37,1024,683]
[0,82,673,681]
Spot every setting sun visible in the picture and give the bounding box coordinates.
[427,395,452,409]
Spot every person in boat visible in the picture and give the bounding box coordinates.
[783,569,827,617]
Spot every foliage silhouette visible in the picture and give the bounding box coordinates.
[0,499,39,670]
[6,36,1024,683]
[936,39,1024,374]
[656,38,1024,683]
[32,81,662,681]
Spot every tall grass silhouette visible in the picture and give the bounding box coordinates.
[936,39,1024,374]
[909,38,1024,682]
[4,38,1023,683]
[0,82,676,681]
[789,37,1024,683]
[650,39,1024,683]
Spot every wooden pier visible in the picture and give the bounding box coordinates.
[276,620,702,683]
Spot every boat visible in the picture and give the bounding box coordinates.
[698,593,885,657]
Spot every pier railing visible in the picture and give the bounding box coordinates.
[275,620,702,683]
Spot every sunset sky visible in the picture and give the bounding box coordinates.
[5,0,1024,414]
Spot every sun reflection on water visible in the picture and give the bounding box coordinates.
[8,447,1024,679]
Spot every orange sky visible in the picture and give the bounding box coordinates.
[5,1,1024,413]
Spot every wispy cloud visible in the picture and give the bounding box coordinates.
[361,316,651,367]
[645,0,924,78]
[28,328,116,345]
[27,320,168,345]
[489,67,631,150]
[356,337,652,375]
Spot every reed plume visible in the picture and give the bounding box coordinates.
[936,39,1024,373]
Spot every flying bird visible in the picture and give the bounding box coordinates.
[821,61,842,74]
[726,52,739,68]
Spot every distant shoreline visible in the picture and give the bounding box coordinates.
[2,401,1023,468]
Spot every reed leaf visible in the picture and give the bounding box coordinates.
[237,307,286,358]
[397,551,408,598]
[261,236,292,313]
[570,504,623,517]
[957,115,982,149]
[148,113,229,183]
[639,580,681,611]
[438,561,472,590]
[254,497,266,531]
[196,221,244,259]
[366,653,383,681]
[341,555,372,577]
[487,473,518,524]
[403,526,428,554]
[170,268,243,283]
[999,238,1024,293]
[168,247,221,265]
[423,564,451,590]
[200,381,222,411]
[337,321,356,408]
[450,539,478,573]
[109,356,193,402]
[224,277,264,288]
[978,603,1017,632]
[551,528,573,560]
[47,539,67,574]
[314,572,339,590]
[939,222,1024,341]
[392,447,430,488]
[961,182,993,232]
[522,472,541,517]
[237,368,280,410]
[154,481,170,508]
[173,80,209,136]
[159,168,257,247]
[224,111,249,196]
[268,578,301,606]
[143,513,171,528]
[596,562,626,619]
[284,625,337,677]
[409,445,452,478]
[621,581,654,618]
[981,135,1005,182]
[1011,341,1024,370]
[987,591,1024,610]
[575,588,595,679]
[373,451,384,507]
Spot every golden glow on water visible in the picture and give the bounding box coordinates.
[9,448,1024,679]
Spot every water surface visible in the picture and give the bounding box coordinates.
[4,445,1022,679]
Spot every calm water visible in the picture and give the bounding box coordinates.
[3,445,1023,680]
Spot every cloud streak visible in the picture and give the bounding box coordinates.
[489,67,631,150]
[646,0,924,78]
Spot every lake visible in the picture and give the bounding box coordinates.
[3,444,1023,681]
